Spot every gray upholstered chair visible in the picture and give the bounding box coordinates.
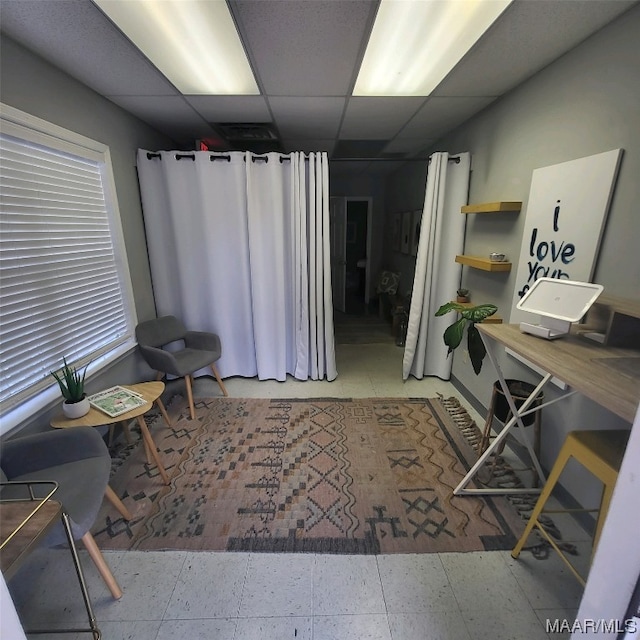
[0,427,122,599]
[135,315,228,420]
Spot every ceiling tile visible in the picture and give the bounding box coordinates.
[340,97,426,139]
[269,97,345,139]
[433,0,637,97]
[184,96,271,123]
[398,97,497,140]
[232,0,377,96]
[107,96,214,142]
[2,0,635,162]
[0,0,178,96]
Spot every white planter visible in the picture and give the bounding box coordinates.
[62,396,90,419]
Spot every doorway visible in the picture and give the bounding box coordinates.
[344,199,369,314]
[330,196,372,316]
[330,196,395,345]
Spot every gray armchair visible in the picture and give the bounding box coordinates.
[135,315,228,420]
[0,427,122,599]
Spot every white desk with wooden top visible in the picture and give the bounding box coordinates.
[454,321,640,496]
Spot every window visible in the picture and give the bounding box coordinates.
[0,104,137,433]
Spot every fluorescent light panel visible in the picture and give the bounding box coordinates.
[354,0,513,96]
[94,0,259,95]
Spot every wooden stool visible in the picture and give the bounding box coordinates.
[511,429,629,586]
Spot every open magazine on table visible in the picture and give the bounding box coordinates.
[87,386,147,418]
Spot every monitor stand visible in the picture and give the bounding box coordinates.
[520,316,571,340]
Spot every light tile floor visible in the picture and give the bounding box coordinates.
[7,344,589,639]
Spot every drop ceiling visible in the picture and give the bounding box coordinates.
[1,0,636,174]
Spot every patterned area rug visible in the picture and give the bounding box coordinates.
[93,396,525,554]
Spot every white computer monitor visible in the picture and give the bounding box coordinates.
[516,277,603,339]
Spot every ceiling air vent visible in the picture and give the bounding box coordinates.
[214,123,278,141]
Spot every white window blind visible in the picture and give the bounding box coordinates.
[0,105,136,420]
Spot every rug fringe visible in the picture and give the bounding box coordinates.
[437,393,576,558]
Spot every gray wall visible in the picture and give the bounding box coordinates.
[381,161,429,298]
[384,5,640,506]
[1,36,175,434]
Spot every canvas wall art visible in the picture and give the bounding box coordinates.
[510,148,622,326]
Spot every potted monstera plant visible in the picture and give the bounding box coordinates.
[436,302,543,431]
[435,302,497,374]
[51,357,91,418]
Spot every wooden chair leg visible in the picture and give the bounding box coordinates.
[210,363,229,397]
[184,375,196,420]
[104,484,132,521]
[81,531,122,600]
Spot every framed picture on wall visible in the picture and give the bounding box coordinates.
[391,213,402,251]
[410,209,422,257]
[401,211,411,254]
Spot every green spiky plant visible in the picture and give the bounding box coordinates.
[50,357,88,403]
[435,302,498,374]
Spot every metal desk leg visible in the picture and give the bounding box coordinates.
[485,336,548,483]
[47,511,102,639]
[454,333,555,496]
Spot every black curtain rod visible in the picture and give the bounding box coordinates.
[215,155,291,163]
[145,152,459,164]
[244,156,292,163]
[331,156,460,164]
[147,151,435,164]
[146,153,294,163]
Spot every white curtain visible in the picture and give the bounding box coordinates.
[402,152,471,380]
[136,150,337,382]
